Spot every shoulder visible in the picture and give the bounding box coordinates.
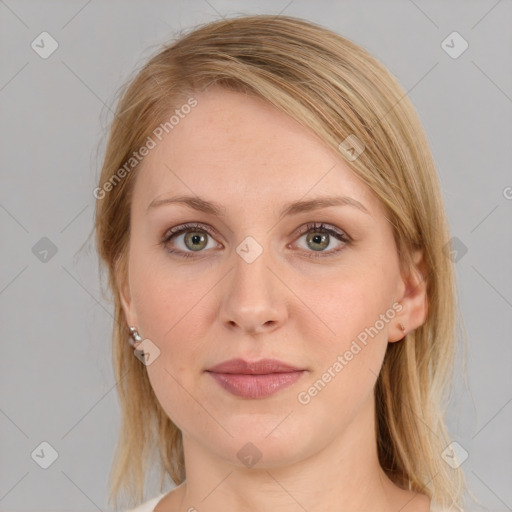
[126,493,167,512]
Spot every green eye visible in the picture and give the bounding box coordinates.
[305,231,330,251]
[161,222,350,259]
[183,231,208,251]
[162,223,218,258]
[295,223,349,258]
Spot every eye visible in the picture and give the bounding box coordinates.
[161,223,220,258]
[292,223,350,258]
[161,222,350,259]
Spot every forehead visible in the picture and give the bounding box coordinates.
[132,87,383,219]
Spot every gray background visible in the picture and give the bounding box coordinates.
[1,0,511,510]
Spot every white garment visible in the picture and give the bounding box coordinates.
[126,493,167,512]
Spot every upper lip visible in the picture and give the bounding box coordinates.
[206,358,303,375]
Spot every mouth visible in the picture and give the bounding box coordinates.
[205,358,306,399]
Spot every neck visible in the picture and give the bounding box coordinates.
[170,396,426,512]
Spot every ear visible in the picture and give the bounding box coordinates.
[116,256,138,329]
[389,248,428,343]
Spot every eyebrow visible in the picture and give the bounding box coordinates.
[147,194,370,218]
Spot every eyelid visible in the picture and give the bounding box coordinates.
[162,222,349,242]
[293,222,349,240]
[162,222,220,242]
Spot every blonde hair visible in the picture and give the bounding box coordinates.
[94,14,467,510]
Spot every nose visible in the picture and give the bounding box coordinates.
[218,242,288,335]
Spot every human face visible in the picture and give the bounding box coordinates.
[120,87,412,468]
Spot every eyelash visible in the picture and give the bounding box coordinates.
[160,222,350,259]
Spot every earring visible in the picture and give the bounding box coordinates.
[398,322,406,334]
[128,326,142,347]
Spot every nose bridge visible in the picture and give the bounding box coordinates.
[232,234,275,303]
[219,234,286,332]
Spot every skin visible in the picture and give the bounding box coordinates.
[119,87,430,512]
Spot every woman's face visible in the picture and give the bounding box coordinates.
[120,87,423,469]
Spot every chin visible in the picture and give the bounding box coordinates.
[205,414,318,469]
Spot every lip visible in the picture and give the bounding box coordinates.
[207,358,303,374]
[205,358,306,399]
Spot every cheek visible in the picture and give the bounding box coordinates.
[128,246,213,375]
[294,279,391,419]
[294,260,396,405]
[297,261,395,350]
[129,245,204,340]
[130,257,209,432]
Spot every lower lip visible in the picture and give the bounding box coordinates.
[207,371,305,399]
